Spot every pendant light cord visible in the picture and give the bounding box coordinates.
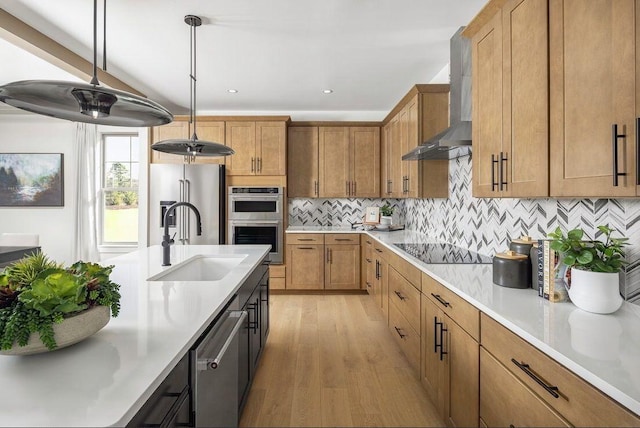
[103,0,107,71]
[190,21,198,141]
[90,0,99,85]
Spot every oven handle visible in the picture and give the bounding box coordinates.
[230,196,282,202]
[197,311,247,371]
[229,220,282,227]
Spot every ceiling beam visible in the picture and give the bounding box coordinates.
[0,7,145,97]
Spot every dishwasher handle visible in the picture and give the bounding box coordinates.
[197,311,247,371]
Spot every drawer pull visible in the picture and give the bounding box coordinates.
[431,293,451,308]
[297,247,314,250]
[366,281,372,288]
[375,248,383,253]
[511,358,560,399]
[297,238,314,241]
[366,258,372,263]
[393,290,406,301]
[394,326,406,339]
[335,238,352,241]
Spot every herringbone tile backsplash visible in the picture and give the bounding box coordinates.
[289,155,640,303]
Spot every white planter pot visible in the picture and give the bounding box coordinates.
[565,268,623,314]
[379,215,392,226]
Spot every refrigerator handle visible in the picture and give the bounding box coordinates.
[179,179,185,243]
[185,179,191,243]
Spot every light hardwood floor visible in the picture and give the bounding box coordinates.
[239,294,444,427]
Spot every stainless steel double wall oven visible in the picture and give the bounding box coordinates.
[228,187,284,264]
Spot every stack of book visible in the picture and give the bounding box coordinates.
[536,240,570,303]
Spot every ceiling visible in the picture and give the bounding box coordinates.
[0,0,486,121]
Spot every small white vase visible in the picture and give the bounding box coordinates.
[379,215,392,226]
[565,268,623,314]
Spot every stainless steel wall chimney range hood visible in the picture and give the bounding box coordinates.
[403,27,471,161]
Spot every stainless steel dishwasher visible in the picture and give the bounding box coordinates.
[191,296,247,428]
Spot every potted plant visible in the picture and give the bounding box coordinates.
[548,225,628,314]
[0,251,121,355]
[379,203,394,229]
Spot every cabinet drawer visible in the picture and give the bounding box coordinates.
[287,233,324,244]
[388,266,420,333]
[481,314,640,426]
[423,273,479,341]
[387,251,421,291]
[388,302,420,374]
[361,235,374,247]
[325,233,360,245]
[269,265,285,278]
[480,347,570,428]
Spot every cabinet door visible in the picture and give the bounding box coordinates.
[480,348,569,427]
[549,0,636,197]
[421,295,446,417]
[472,11,503,197]
[286,245,324,289]
[318,127,350,197]
[381,123,392,197]
[404,97,420,197]
[325,244,360,290]
[389,116,403,197]
[256,121,286,175]
[446,315,479,428]
[350,127,380,197]
[194,121,227,165]
[502,0,548,197]
[150,121,189,164]
[398,107,410,197]
[288,127,319,197]
[226,122,256,175]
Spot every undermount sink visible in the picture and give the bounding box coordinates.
[148,255,246,282]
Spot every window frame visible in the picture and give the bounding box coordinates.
[98,132,140,248]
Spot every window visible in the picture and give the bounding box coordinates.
[100,134,139,245]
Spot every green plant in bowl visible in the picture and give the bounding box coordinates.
[380,203,394,217]
[0,251,121,352]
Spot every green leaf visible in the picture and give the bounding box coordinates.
[576,250,594,265]
[567,229,584,240]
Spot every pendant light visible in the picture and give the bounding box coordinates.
[151,15,234,160]
[0,0,173,127]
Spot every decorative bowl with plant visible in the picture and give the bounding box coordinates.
[380,203,394,217]
[547,225,628,314]
[378,203,394,228]
[0,251,121,353]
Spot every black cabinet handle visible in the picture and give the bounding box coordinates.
[297,238,314,241]
[439,324,448,361]
[394,326,406,339]
[247,302,259,332]
[499,151,508,191]
[511,358,560,398]
[375,248,383,253]
[366,281,372,289]
[375,260,380,279]
[393,290,406,301]
[335,238,351,241]
[433,316,439,353]
[491,154,498,191]
[431,293,451,308]
[366,258,372,263]
[297,247,314,250]
[612,124,627,186]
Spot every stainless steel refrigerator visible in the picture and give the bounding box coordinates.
[149,164,225,245]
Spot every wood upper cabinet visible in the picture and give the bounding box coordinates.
[288,127,319,197]
[549,0,637,197]
[318,126,380,198]
[226,121,286,176]
[150,119,225,164]
[383,86,450,199]
[319,127,351,197]
[381,123,392,197]
[469,0,549,198]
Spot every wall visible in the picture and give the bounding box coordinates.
[0,115,76,264]
[289,155,640,303]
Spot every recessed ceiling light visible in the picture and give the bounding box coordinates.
[323,89,333,94]
[228,89,238,93]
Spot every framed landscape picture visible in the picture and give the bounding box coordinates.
[0,153,64,207]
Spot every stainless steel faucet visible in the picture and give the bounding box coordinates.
[162,202,202,266]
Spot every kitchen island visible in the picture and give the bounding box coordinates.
[0,244,270,427]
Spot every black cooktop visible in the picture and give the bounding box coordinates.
[393,243,492,264]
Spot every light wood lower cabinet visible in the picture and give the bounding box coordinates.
[480,347,569,428]
[481,314,640,427]
[422,294,480,428]
[285,234,360,290]
[388,300,420,374]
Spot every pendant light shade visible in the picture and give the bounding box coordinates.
[0,0,173,127]
[151,15,234,158]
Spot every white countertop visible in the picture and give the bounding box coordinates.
[288,226,640,415]
[0,244,270,428]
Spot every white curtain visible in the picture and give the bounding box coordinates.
[73,123,100,262]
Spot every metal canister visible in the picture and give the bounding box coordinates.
[509,236,535,255]
[493,250,531,289]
